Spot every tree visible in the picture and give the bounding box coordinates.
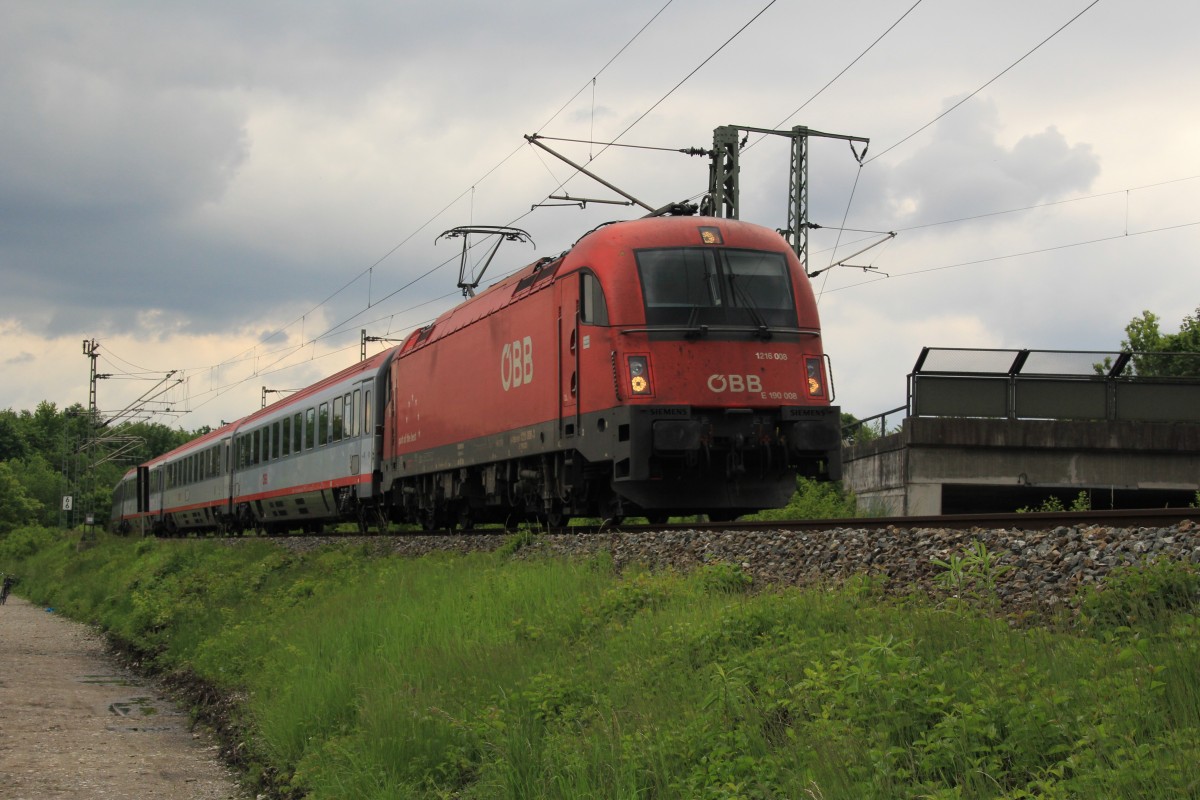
[0,461,40,534]
[1121,307,1200,377]
[0,410,29,461]
[15,454,67,527]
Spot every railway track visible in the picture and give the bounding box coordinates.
[229,506,1200,539]
[613,506,1200,535]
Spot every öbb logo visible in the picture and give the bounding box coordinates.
[501,336,534,391]
[707,374,762,393]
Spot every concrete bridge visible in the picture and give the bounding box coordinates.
[842,348,1200,515]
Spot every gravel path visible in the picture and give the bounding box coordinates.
[0,595,245,800]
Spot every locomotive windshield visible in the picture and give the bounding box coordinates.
[636,248,797,329]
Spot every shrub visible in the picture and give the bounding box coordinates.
[1078,558,1200,630]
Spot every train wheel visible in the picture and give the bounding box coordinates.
[543,505,568,529]
[456,504,475,532]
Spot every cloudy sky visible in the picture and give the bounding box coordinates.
[2,0,1197,429]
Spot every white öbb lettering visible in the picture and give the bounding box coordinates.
[707,374,762,393]
[501,336,534,391]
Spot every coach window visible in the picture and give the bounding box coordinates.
[344,392,354,438]
[363,389,373,437]
[251,429,260,465]
[270,421,279,459]
[332,396,344,442]
[351,389,361,437]
[319,402,329,446]
[306,408,316,450]
[580,271,609,325]
[293,412,302,453]
[281,417,291,457]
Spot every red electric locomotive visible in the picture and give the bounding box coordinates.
[379,214,840,528]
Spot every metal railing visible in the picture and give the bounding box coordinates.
[841,405,906,443]
[907,347,1200,423]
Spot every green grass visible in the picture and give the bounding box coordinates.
[4,526,1200,799]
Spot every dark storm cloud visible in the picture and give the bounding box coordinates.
[0,1,638,341]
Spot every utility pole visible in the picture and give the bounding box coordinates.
[78,338,179,542]
[77,339,109,543]
[82,338,106,428]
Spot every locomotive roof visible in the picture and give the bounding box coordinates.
[403,216,796,354]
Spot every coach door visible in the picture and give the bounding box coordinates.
[557,275,580,439]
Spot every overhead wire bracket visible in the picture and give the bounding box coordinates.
[806,231,897,278]
[532,193,636,211]
[525,134,658,214]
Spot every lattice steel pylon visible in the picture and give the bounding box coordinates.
[705,125,869,270]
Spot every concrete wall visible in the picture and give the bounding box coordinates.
[843,418,1200,515]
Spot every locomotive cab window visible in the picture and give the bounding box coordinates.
[635,248,797,329]
[580,271,609,325]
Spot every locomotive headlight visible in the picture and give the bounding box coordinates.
[805,357,824,397]
[627,355,653,396]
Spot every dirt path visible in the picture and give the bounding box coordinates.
[0,595,246,800]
